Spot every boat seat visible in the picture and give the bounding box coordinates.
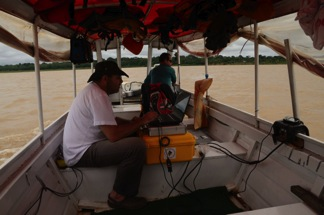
[58,118,247,210]
[59,138,247,211]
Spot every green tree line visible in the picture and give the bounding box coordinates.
[0,55,286,72]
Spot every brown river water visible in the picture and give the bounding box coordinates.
[1,65,323,165]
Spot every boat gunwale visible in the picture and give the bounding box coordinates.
[0,112,68,196]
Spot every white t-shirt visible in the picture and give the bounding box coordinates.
[63,82,117,166]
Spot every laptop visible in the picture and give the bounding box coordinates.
[148,91,191,127]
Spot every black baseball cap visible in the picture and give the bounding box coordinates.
[87,61,129,83]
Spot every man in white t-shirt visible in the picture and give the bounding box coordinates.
[63,61,158,210]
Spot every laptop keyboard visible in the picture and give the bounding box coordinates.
[158,114,175,122]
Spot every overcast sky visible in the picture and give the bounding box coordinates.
[0,38,278,66]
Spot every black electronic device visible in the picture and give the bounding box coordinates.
[272,116,309,148]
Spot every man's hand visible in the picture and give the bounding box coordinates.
[100,111,159,142]
[141,111,159,125]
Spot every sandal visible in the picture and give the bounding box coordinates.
[108,194,147,210]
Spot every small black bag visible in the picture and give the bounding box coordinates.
[70,34,93,64]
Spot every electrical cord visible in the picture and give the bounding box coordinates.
[24,167,83,215]
[165,160,205,215]
[159,141,173,189]
[160,138,205,214]
[208,143,283,165]
[207,125,282,166]
[238,163,258,194]
[169,170,175,191]
[207,125,284,193]
[159,153,186,197]
[157,126,191,197]
[167,161,190,198]
[183,153,205,193]
[158,129,186,196]
[177,154,206,215]
[238,125,275,193]
[24,184,44,215]
[193,154,204,191]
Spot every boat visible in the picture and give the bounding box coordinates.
[0,0,323,214]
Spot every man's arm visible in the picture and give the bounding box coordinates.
[99,111,158,142]
[115,117,131,125]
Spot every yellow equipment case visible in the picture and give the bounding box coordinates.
[140,132,196,164]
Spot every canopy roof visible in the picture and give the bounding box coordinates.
[1,0,297,40]
[0,0,323,77]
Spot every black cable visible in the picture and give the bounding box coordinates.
[165,151,187,197]
[209,143,286,165]
[39,167,83,197]
[158,125,172,188]
[167,161,190,198]
[166,157,173,173]
[209,143,251,164]
[193,154,204,191]
[207,125,282,165]
[24,167,83,215]
[157,126,190,198]
[207,125,285,193]
[238,163,258,194]
[183,154,205,193]
[24,185,44,215]
[169,171,175,191]
[179,155,206,215]
[159,141,173,189]
[238,126,274,193]
[158,133,185,196]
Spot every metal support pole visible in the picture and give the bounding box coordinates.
[254,21,260,128]
[116,37,123,105]
[95,40,103,62]
[176,43,181,87]
[203,37,209,96]
[116,37,121,67]
[203,38,209,79]
[32,22,44,139]
[147,42,152,75]
[284,39,299,119]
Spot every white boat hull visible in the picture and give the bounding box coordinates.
[1,97,323,214]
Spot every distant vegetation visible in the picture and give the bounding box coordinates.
[0,55,286,72]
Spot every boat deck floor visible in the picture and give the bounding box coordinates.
[79,186,244,215]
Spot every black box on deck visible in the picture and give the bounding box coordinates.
[272,117,309,147]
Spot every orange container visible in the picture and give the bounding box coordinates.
[141,132,196,164]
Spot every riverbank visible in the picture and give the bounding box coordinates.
[0,55,287,72]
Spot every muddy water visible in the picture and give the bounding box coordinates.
[1,65,323,165]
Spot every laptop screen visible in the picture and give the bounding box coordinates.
[172,91,191,120]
